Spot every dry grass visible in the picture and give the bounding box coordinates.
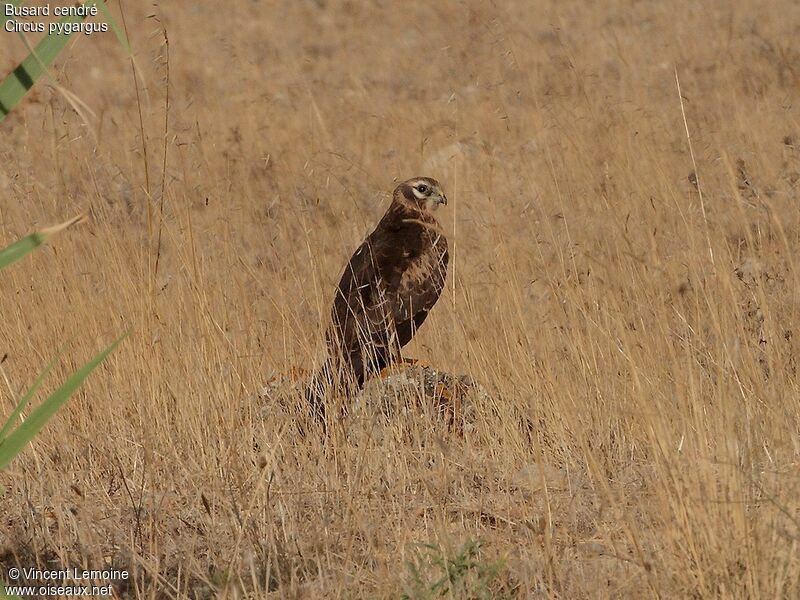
[1,0,800,597]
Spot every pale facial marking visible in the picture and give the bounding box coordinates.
[410,180,432,201]
[398,177,446,211]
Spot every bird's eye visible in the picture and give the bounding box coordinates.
[417,184,429,194]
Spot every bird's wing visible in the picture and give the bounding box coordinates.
[391,233,449,347]
[327,219,449,378]
[328,237,395,359]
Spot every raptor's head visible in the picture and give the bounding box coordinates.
[395,177,448,212]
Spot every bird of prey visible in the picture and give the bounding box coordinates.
[307,177,449,418]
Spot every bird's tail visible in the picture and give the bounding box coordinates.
[305,358,335,422]
[305,354,366,424]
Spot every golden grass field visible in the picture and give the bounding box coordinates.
[2,0,800,597]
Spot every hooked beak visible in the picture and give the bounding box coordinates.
[435,191,448,206]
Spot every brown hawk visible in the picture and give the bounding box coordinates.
[307,177,449,418]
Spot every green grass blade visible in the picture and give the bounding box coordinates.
[0,2,96,120]
[0,578,21,599]
[0,334,126,471]
[0,231,46,270]
[0,1,22,27]
[94,1,132,55]
[0,214,86,270]
[0,354,60,443]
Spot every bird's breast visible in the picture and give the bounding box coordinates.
[397,234,448,290]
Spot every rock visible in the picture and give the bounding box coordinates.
[511,462,568,493]
[735,257,765,281]
[256,363,489,432]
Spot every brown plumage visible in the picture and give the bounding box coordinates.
[308,177,449,418]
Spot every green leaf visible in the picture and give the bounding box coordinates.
[94,1,132,55]
[0,1,23,27]
[0,214,86,270]
[0,231,47,270]
[0,1,99,120]
[0,354,60,443]
[0,577,22,599]
[0,334,126,471]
